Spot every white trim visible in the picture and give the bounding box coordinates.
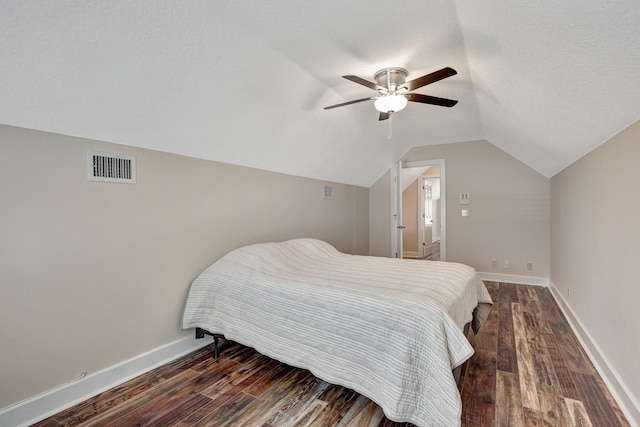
[401,159,446,261]
[418,177,426,257]
[0,335,213,427]
[476,272,549,287]
[548,281,640,427]
[390,162,402,258]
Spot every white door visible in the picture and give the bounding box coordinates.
[390,161,403,258]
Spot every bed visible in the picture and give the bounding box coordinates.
[182,238,492,427]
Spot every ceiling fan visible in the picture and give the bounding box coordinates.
[324,67,458,121]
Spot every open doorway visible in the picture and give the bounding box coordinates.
[392,160,446,261]
[418,171,441,260]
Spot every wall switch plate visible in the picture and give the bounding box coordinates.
[459,192,470,205]
[461,209,470,217]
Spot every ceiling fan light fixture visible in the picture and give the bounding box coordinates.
[374,94,408,113]
[324,66,457,119]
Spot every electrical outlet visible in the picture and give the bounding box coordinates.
[491,259,497,268]
[526,262,533,271]
[503,260,510,269]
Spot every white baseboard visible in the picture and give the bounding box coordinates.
[548,281,640,427]
[0,334,213,427]
[476,271,549,287]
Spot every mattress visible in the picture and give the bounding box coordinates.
[182,238,492,427]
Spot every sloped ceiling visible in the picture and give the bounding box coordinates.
[1,1,638,187]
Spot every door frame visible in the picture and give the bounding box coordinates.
[392,159,446,261]
[418,177,430,258]
[390,162,403,258]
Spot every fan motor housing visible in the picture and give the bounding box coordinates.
[374,67,408,89]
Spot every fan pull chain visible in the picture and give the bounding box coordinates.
[387,71,394,139]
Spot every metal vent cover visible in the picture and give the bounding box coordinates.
[87,151,136,183]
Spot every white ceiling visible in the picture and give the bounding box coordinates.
[1,1,638,187]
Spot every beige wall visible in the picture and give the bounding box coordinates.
[369,168,391,257]
[551,119,640,410]
[0,124,369,409]
[402,179,419,254]
[370,140,550,277]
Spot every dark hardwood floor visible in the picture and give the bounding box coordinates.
[34,282,630,427]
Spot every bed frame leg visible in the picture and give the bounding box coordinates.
[195,328,224,359]
[195,327,206,339]
[213,335,220,359]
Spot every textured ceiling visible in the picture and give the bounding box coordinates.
[1,1,638,187]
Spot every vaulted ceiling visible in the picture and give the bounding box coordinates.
[1,1,638,187]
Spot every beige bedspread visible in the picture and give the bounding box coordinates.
[182,238,492,427]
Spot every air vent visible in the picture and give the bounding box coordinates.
[87,151,136,183]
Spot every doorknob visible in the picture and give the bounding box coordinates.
[397,225,406,229]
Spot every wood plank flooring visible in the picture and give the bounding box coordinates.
[34,283,630,427]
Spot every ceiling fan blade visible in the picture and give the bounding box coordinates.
[404,67,457,91]
[324,97,374,110]
[406,93,458,107]
[379,112,390,121]
[342,75,382,91]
